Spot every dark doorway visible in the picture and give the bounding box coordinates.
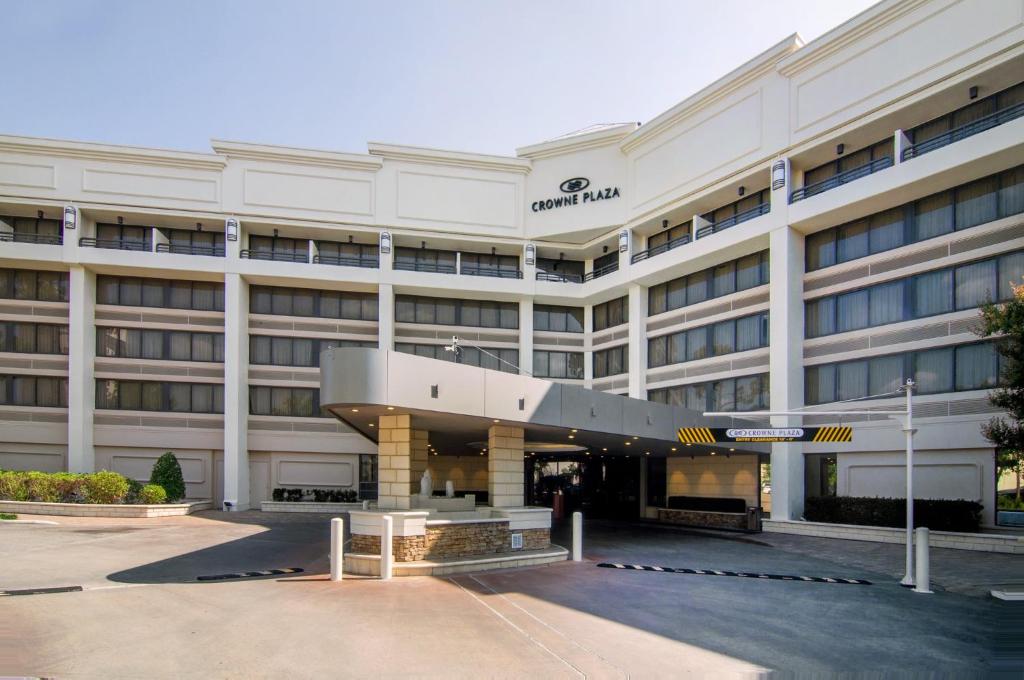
[527,455,642,520]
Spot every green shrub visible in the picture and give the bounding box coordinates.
[52,473,87,503]
[139,484,167,504]
[124,478,144,504]
[805,496,982,533]
[998,495,1024,511]
[24,471,60,502]
[0,512,16,520]
[0,470,28,501]
[149,453,185,502]
[84,470,131,504]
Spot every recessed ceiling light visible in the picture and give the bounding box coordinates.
[625,442,631,446]
[568,435,574,439]
[645,451,650,455]
[602,448,608,451]
[632,436,639,440]
[571,429,577,433]
[585,451,591,456]
[386,406,395,411]
[368,423,375,427]
[671,447,677,452]
[493,419,500,423]
[351,408,359,413]
[710,451,716,456]
[729,448,735,451]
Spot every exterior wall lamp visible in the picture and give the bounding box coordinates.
[62,205,77,230]
[225,217,239,241]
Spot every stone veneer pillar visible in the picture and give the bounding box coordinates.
[488,424,525,507]
[377,414,429,509]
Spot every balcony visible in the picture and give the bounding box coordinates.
[695,202,769,239]
[583,261,619,281]
[460,265,522,279]
[240,249,309,263]
[631,233,691,264]
[0,232,62,246]
[536,271,582,283]
[156,243,225,257]
[312,253,379,268]
[393,260,457,274]
[79,237,151,251]
[902,101,1024,161]
[790,156,893,203]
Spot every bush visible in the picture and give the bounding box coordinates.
[52,473,87,503]
[805,496,983,533]
[124,478,144,504]
[271,487,359,503]
[272,488,285,502]
[84,470,131,504]
[149,452,185,502]
[23,471,61,502]
[0,512,16,520]
[0,471,26,501]
[998,495,1024,511]
[139,484,167,504]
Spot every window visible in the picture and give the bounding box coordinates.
[96,223,152,250]
[647,312,768,368]
[536,257,584,282]
[806,165,1024,271]
[394,295,518,329]
[593,297,628,332]
[250,286,377,321]
[533,305,584,333]
[647,373,769,412]
[805,342,1001,404]
[802,138,893,189]
[805,250,1023,338]
[97,328,224,362]
[533,350,584,379]
[460,252,519,276]
[648,251,769,316]
[0,375,68,407]
[96,380,224,413]
[393,247,457,273]
[593,345,627,378]
[97,275,224,311]
[0,269,69,302]
[248,386,323,417]
[1,215,62,244]
[248,235,306,261]
[592,251,618,274]
[250,336,374,367]
[700,189,770,229]
[394,343,519,373]
[646,221,691,250]
[315,240,379,267]
[0,323,69,354]
[165,228,225,255]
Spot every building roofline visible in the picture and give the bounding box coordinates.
[367,142,532,174]
[210,138,383,170]
[516,123,637,160]
[0,133,227,170]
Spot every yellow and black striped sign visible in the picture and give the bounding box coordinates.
[677,426,852,444]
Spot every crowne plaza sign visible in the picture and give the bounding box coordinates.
[531,177,621,212]
[677,426,853,444]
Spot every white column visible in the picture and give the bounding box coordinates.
[617,230,631,271]
[894,129,911,165]
[768,225,805,521]
[627,284,647,399]
[583,305,594,389]
[378,283,394,351]
[518,298,533,375]
[67,266,95,473]
[223,273,249,511]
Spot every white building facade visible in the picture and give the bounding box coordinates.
[1,0,1022,525]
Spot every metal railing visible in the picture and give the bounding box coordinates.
[582,261,619,282]
[902,101,1024,161]
[79,237,151,251]
[535,271,583,283]
[631,233,691,263]
[156,243,225,257]
[460,265,523,279]
[313,253,379,268]
[240,249,309,263]
[695,202,770,240]
[0,232,62,245]
[790,156,894,203]
[393,260,457,274]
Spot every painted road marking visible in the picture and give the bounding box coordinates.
[1,585,84,596]
[196,567,304,582]
[596,563,871,585]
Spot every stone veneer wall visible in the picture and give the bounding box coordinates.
[350,534,427,562]
[657,508,748,530]
[350,523,552,562]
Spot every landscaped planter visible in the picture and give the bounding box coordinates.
[0,499,212,518]
[260,501,365,513]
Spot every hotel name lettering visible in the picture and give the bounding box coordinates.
[531,177,621,213]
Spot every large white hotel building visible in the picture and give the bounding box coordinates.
[1,0,1021,526]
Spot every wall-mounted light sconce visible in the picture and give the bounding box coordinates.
[37,210,44,220]
[558,252,564,260]
[602,245,608,253]
[662,219,669,229]
[771,159,787,191]
[490,246,496,255]
[737,186,746,197]
[969,85,979,100]
[196,222,203,232]
[524,243,536,266]
[117,216,124,225]
[420,240,426,249]
[836,143,845,155]
[618,230,629,253]
[379,231,391,254]
[348,234,354,243]
[430,384,438,398]
[62,205,77,230]
[272,228,279,238]
[518,397,525,411]
[225,217,239,242]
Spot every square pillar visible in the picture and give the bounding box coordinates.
[223,272,249,510]
[627,283,647,399]
[378,283,394,351]
[518,298,533,376]
[67,265,95,473]
[409,429,429,495]
[378,414,421,509]
[488,424,525,508]
[583,305,594,389]
[769,225,805,520]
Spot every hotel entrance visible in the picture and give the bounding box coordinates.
[527,454,642,520]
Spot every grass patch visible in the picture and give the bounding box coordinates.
[0,512,17,520]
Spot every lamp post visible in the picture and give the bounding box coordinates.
[899,379,916,587]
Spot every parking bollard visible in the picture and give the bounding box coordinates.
[572,511,583,562]
[381,515,393,581]
[914,527,932,594]
[330,518,344,582]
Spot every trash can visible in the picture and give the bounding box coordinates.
[552,491,565,521]
[746,506,762,532]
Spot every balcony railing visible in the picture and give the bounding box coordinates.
[631,233,691,264]
[790,156,893,203]
[460,265,523,279]
[535,271,583,283]
[312,253,379,269]
[79,237,151,251]
[582,261,619,282]
[393,261,457,274]
[0,232,62,245]
[156,243,225,257]
[695,202,770,240]
[903,101,1024,161]
[240,249,309,263]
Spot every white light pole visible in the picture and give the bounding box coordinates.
[899,378,916,587]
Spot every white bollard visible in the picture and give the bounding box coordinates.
[914,527,932,594]
[572,511,583,562]
[362,500,369,510]
[330,518,344,582]
[381,515,393,581]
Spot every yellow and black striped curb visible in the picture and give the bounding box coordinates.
[597,563,871,585]
[197,567,304,581]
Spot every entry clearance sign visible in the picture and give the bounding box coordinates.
[677,426,852,444]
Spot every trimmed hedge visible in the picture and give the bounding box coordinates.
[0,469,169,505]
[150,453,186,502]
[139,484,168,504]
[271,488,359,503]
[805,496,982,533]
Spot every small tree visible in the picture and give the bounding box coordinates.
[149,452,186,502]
[976,283,1024,502]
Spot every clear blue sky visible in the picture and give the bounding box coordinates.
[3,0,879,156]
